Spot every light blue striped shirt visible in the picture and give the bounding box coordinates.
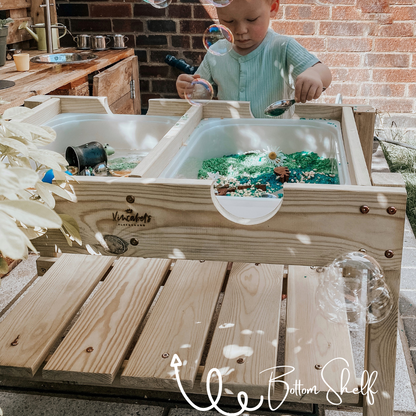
[196,29,319,118]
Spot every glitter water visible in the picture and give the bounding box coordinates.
[198,150,339,198]
[203,24,234,56]
[316,252,393,331]
[206,0,233,6]
[185,79,214,107]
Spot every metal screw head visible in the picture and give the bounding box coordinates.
[385,250,394,258]
[359,248,367,253]
[130,238,139,246]
[86,347,94,353]
[360,205,370,214]
[315,364,322,370]
[162,353,170,359]
[310,266,316,270]
[200,260,205,263]
[237,358,245,364]
[316,267,324,273]
[387,206,397,215]
[126,195,135,204]
[255,263,260,266]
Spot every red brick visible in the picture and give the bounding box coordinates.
[113,19,143,33]
[393,0,413,4]
[168,4,192,18]
[364,53,410,68]
[192,35,204,50]
[374,38,416,52]
[284,5,330,20]
[331,68,372,82]
[324,83,360,97]
[194,5,218,19]
[358,0,389,13]
[327,38,373,52]
[180,20,212,34]
[140,65,170,78]
[376,23,414,37]
[183,51,207,65]
[316,53,361,67]
[271,21,316,36]
[369,98,414,112]
[373,69,416,82]
[319,22,372,37]
[390,5,416,20]
[360,83,406,97]
[413,54,416,67]
[308,0,355,4]
[90,4,132,18]
[293,37,326,51]
[341,97,370,105]
[142,94,164,108]
[408,84,416,96]
[134,3,165,17]
[332,6,362,20]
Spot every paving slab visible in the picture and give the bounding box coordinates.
[0,392,165,416]
[400,269,416,291]
[400,291,416,316]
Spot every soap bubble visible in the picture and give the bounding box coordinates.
[206,0,233,6]
[185,78,214,107]
[316,252,393,330]
[143,0,172,8]
[92,163,109,176]
[203,24,234,56]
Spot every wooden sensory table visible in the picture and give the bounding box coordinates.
[0,96,407,416]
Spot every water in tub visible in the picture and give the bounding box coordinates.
[160,118,349,219]
[42,113,180,176]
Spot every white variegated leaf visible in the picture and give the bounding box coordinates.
[60,227,73,247]
[9,167,38,189]
[19,123,55,142]
[3,107,33,120]
[35,182,55,208]
[0,169,21,195]
[0,211,30,259]
[0,136,29,156]
[28,149,63,171]
[2,121,33,142]
[60,214,82,245]
[39,182,74,202]
[0,200,62,228]
[32,125,57,146]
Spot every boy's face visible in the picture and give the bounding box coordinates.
[217,0,279,56]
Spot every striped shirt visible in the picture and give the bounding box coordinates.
[196,29,319,118]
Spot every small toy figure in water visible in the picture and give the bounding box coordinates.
[104,144,115,156]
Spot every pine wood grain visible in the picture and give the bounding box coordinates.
[32,179,407,270]
[285,266,358,394]
[0,0,31,10]
[371,172,405,188]
[121,260,227,389]
[0,254,114,377]
[201,263,284,397]
[147,99,191,116]
[43,257,171,384]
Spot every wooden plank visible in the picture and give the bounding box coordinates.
[132,53,141,114]
[33,179,407,270]
[6,17,33,44]
[202,100,254,119]
[18,97,61,125]
[93,55,135,107]
[285,266,358,394]
[36,256,59,276]
[201,263,284,397]
[109,92,134,115]
[354,107,376,176]
[147,98,191,116]
[342,107,372,186]
[121,260,227,389]
[363,269,400,416]
[43,257,171,384]
[294,103,343,122]
[372,172,406,188]
[0,0,31,10]
[49,96,112,114]
[0,48,134,114]
[130,105,203,178]
[24,95,53,109]
[0,254,114,378]
[31,0,57,25]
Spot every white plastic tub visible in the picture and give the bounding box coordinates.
[43,113,180,155]
[160,118,350,219]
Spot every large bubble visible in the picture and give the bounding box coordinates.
[316,252,393,330]
[203,24,234,56]
[143,0,172,8]
[185,78,214,107]
[206,0,233,6]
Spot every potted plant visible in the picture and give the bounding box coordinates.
[0,18,13,67]
[0,105,80,278]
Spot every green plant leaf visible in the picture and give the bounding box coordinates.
[60,214,82,245]
[0,200,62,228]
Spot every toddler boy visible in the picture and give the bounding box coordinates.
[176,0,332,118]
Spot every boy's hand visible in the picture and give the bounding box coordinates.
[295,63,332,103]
[176,74,201,99]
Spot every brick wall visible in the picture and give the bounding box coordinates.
[57,0,416,114]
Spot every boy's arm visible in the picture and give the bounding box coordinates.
[295,62,332,104]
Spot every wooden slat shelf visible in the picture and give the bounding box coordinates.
[0,47,134,113]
